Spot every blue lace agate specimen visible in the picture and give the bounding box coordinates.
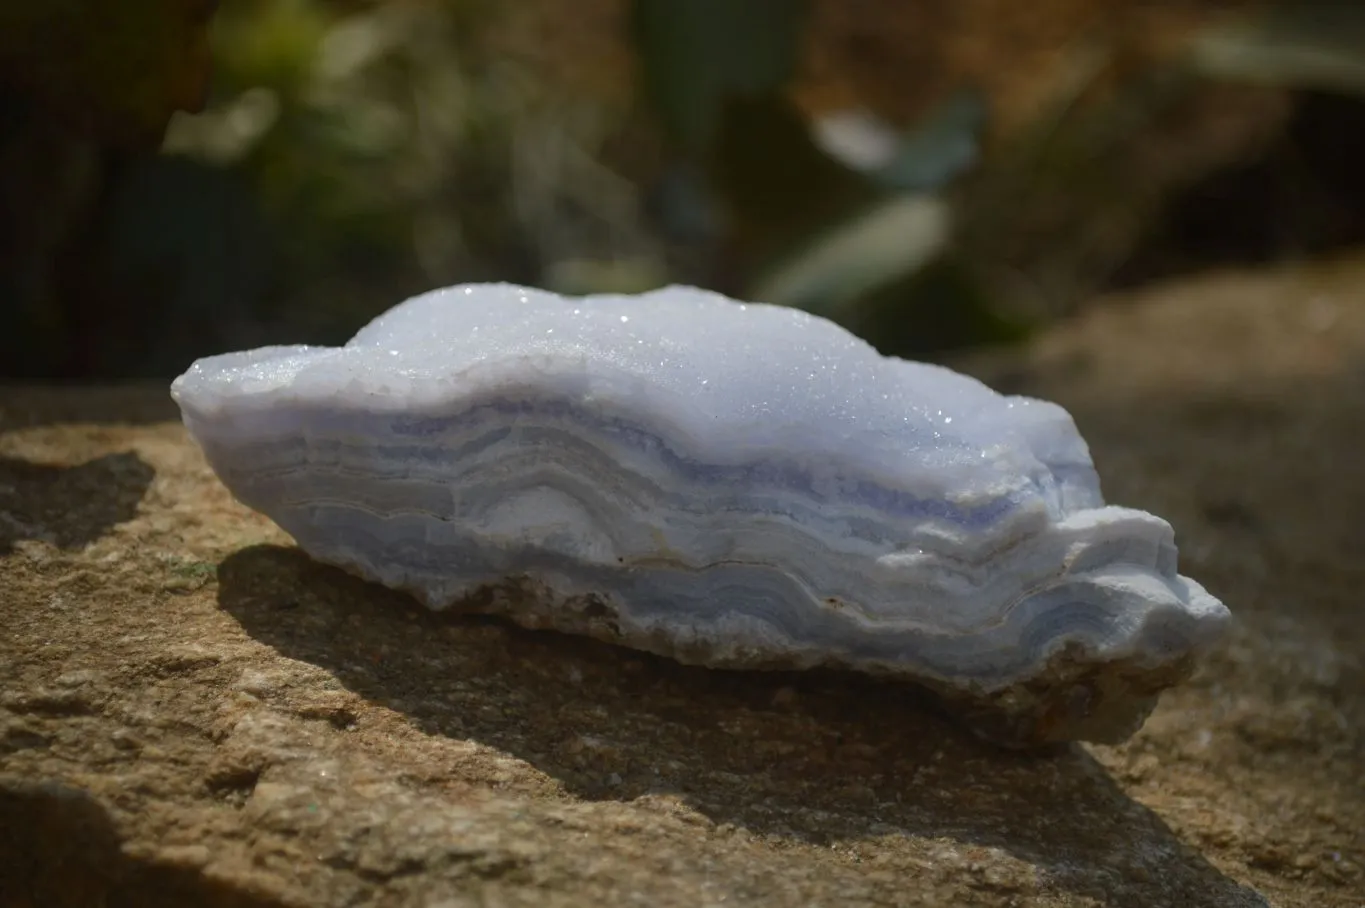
[172,284,1230,745]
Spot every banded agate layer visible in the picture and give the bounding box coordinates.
[172,283,1230,745]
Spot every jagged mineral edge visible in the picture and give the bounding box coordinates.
[171,283,1231,746]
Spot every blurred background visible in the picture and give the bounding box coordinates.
[4,0,1365,379]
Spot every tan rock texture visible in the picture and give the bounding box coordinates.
[2,259,1363,906]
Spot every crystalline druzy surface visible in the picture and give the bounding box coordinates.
[172,284,1230,745]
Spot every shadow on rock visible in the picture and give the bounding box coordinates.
[0,452,154,554]
[0,778,268,908]
[218,545,1268,908]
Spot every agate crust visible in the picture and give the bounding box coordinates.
[172,283,1231,745]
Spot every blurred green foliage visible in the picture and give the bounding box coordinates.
[1192,1,1365,95]
[5,0,1365,377]
[631,0,1020,354]
[116,0,672,358]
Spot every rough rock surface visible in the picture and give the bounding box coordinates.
[2,259,1363,907]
